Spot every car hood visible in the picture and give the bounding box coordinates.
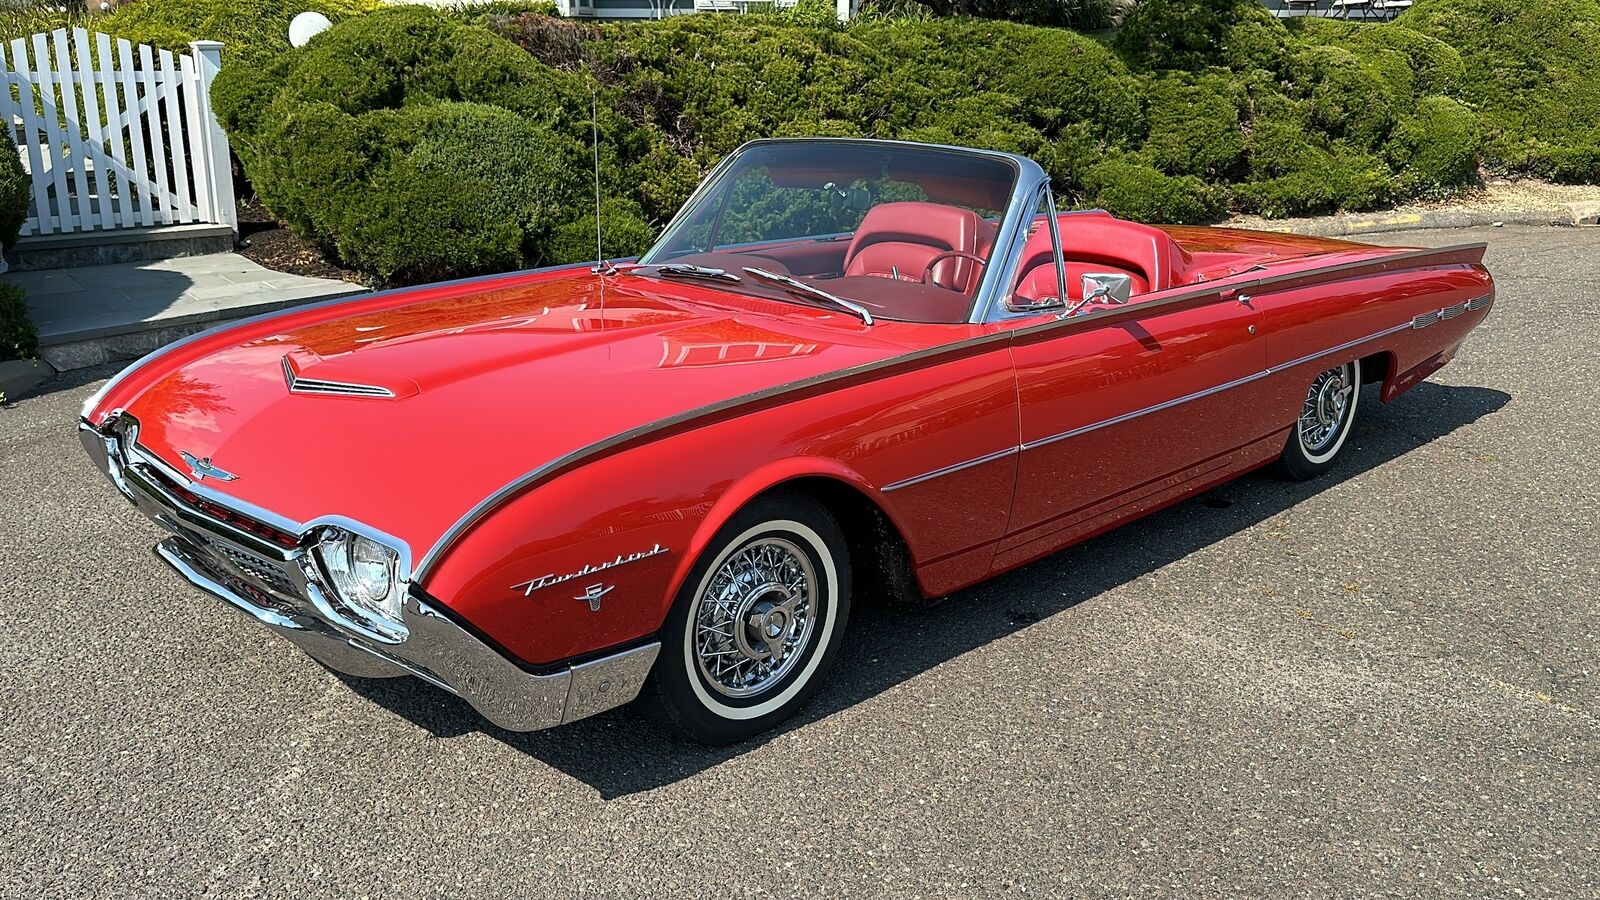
[118,271,944,568]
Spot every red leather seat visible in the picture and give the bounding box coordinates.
[843,202,994,294]
[1013,213,1190,302]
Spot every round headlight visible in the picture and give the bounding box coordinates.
[350,534,394,604]
[310,527,406,637]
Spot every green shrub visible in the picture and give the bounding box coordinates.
[1387,96,1481,192]
[216,7,594,283]
[1139,72,1246,179]
[780,0,847,28]
[1,3,89,47]
[855,0,939,23]
[1236,117,1394,216]
[1286,45,1398,150]
[218,1,1546,280]
[909,0,1121,30]
[0,283,37,363]
[0,147,28,252]
[99,0,380,59]
[1398,0,1600,178]
[1291,18,1465,97]
[547,197,658,264]
[1084,158,1225,223]
[1114,0,1289,72]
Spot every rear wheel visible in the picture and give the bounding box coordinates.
[644,492,851,744]
[1280,358,1361,480]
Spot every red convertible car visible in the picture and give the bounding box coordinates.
[80,139,1494,743]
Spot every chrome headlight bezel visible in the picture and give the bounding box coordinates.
[303,523,410,643]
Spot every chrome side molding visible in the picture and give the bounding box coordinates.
[1415,291,1493,329]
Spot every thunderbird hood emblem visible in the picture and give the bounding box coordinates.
[179,450,238,482]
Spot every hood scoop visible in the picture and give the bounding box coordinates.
[281,352,418,400]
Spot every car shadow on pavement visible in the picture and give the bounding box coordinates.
[339,381,1511,799]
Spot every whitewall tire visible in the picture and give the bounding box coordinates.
[644,491,851,744]
[1280,358,1361,480]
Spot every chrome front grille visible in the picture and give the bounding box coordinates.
[203,537,297,595]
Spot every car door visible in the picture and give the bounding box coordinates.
[992,215,1270,571]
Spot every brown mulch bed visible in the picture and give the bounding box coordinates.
[236,198,370,286]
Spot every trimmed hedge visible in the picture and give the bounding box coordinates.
[217,1,1600,284]
[97,0,380,59]
[216,6,593,282]
[1396,0,1600,180]
[899,0,1121,30]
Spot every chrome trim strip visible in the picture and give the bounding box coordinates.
[1408,290,1493,330]
[880,446,1019,492]
[1021,321,1409,451]
[1006,242,1489,342]
[892,318,1418,485]
[1022,369,1272,451]
[1267,322,1411,374]
[416,247,1486,580]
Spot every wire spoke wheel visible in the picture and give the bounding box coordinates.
[691,537,818,699]
[1298,362,1357,456]
[647,493,852,744]
[1281,358,1362,480]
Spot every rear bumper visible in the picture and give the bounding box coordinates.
[82,416,658,732]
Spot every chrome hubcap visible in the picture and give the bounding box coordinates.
[1299,363,1355,455]
[693,538,817,698]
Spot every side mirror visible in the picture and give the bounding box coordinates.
[1082,272,1133,306]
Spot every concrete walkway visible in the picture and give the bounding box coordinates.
[9,253,367,371]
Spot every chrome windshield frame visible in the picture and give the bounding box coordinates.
[639,138,1049,326]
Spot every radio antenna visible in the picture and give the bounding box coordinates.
[590,83,608,275]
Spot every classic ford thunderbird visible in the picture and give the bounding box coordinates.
[80,139,1493,743]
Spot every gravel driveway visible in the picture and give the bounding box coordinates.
[1,225,1593,898]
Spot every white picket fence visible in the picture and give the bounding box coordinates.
[0,28,235,239]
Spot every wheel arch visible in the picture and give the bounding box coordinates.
[1360,349,1394,394]
[664,460,924,611]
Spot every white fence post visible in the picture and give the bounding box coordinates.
[187,40,235,235]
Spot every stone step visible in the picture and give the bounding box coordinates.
[6,223,236,271]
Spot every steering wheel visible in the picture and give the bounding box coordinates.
[920,250,988,291]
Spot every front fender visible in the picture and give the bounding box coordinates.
[420,343,1017,667]
[663,456,898,606]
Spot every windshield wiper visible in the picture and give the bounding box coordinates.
[629,263,742,283]
[742,267,875,325]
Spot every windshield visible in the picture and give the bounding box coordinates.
[638,141,1019,324]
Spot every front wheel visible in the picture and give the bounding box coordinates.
[1279,358,1361,480]
[644,492,851,744]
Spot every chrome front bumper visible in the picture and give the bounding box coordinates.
[81,417,659,732]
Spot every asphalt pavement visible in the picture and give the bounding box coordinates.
[1,225,1594,898]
